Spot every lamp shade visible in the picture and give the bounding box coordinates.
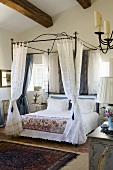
[97,77,113,104]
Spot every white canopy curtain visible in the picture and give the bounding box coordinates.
[88,50,102,94]
[49,53,59,93]
[75,40,83,95]
[42,53,49,92]
[42,53,59,93]
[57,39,86,144]
[5,43,27,135]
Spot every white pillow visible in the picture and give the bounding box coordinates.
[77,99,96,114]
[47,98,69,111]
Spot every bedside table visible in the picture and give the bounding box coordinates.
[29,103,47,113]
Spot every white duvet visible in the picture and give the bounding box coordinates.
[28,109,99,134]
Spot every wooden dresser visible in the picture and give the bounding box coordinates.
[88,126,113,170]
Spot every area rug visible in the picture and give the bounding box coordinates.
[0,141,79,170]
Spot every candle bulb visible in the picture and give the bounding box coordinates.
[104,21,110,34]
[94,11,102,26]
[94,11,102,31]
[99,13,102,26]
[94,11,100,27]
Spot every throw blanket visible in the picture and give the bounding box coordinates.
[21,114,68,134]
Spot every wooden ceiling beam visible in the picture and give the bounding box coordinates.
[76,0,91,9]
[0,0,53,28]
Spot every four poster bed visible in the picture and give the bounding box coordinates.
[5,32,100,145]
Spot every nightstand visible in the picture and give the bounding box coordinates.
[29,103,47,113]
[88,126,113,170]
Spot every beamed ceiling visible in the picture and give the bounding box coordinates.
[0,0,91,28]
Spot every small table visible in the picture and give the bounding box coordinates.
[88,126,113,170]
[29,103,47,112]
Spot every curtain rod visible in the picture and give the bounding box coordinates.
[82,43,97,50]
[11,32,96,51]
[78,38,97,50]
[27,51,58,55]
[27,46,47,53]
[11,32,74,44]
[23,40,98,54]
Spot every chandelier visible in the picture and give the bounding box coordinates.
[94,11,112,54]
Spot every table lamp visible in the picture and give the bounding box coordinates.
[97,77,113,130]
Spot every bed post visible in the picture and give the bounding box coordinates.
[11,38,14,61]
[74,32,78,59]
[47,49,50,97]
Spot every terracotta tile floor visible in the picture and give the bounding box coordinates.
[0,127,89,153]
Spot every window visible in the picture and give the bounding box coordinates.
[28,64,48,92]
[34,64,43,87]
[87,50,110,94]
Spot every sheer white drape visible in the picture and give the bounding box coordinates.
[49,53,59,93]
[57,39,86,144]
[88,50,102,94]
[42,53,59,93]
[42,53,49,92]
[5,43,27,135]
[75,40,83,95]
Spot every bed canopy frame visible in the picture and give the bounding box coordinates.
[10,31,98,95]
[10,31,97,59]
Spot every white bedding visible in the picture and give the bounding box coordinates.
[82,112,99,135]
[19,109,99,143]
[28,109,71,118]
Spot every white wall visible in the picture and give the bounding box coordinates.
[0,28,19,101]
[33,54,42,64]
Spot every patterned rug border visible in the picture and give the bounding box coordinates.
[0,139,81,154]
[0,140,79,170]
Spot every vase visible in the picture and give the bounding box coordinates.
[108,117,113,131]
